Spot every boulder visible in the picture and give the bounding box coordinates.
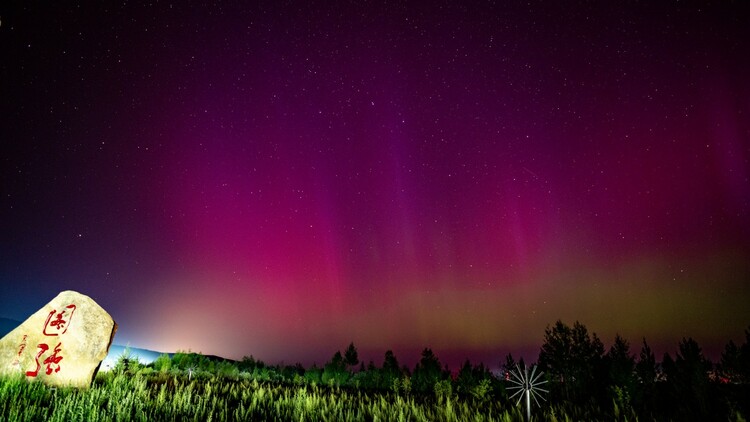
[0,290,117,388]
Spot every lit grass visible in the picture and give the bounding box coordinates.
[0,371,536,422]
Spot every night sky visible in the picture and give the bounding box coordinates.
[2,2,749,368]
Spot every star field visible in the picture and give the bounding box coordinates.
[1,2,749,367]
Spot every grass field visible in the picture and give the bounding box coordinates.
[3,324,750,421]
[3,366,749,421]
[0,370,534,422]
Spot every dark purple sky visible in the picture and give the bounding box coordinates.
[2,2,749,368]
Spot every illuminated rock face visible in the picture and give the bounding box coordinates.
[0,290,117,388]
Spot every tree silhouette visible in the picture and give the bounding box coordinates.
[635,338,656,385]
[238,355,265,373]
[322,350,349,386]
[741,327,750,381]
[502,353,525,380]
[344,342,359,369]
[663,338,712,418]
[720,340,740,381]
[678,338,711,409]
[603,334,636,412]
[606,334,635,391]
[380,350,401,390]
[412,348,445,393]
[538,320,605,401]
[383,350,399,374]
[502,353,516,380]
[456,359,490,397]
[634,338,657,412]
[720,326,750,383]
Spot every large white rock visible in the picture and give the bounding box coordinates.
[0,290,117,388]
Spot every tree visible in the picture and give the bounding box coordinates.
[171,351,212,372]
[675,337,711,386]
[344,342,359,369]
[606,334,635,390]
[412,348,446,393]
[501,353,524,379]
[381,350,402,389]
[281,363,305,381]
[664,338,712,418]
[719,340,739,382]
[604,334,636,411]
[304,365,323,384]
[238,355,265,373]
[331,351,344,368]
[383,350,400,373]
[740,327,750,381]
[322,350,349,386]
[456,359,478,395]
[502,353,516,380]
[538,320,605,401]
[720,326,750,383]
[350,360,380,390]
[456,359,491,398]
[635,338,656,385]
[114,347,139,374]
[153,353,172,373]
[633,338,657,413]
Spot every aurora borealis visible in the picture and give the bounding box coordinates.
[1,2,749,368]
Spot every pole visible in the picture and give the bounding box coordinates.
[526,388,531,421]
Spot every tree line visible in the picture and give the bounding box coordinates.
[119,320,750,420]
[535,321,750,420]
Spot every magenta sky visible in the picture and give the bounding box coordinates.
[2,2,749,368]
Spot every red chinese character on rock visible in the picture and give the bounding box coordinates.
[25,343,49,377]
[43,304,76,336]
[43,342,63,375]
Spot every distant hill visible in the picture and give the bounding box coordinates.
[101,345,170,371]
[100,345,236,371]
[0,318,21,338]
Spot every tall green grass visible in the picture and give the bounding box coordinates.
[18,366,745,421]
[0,371,588,422]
